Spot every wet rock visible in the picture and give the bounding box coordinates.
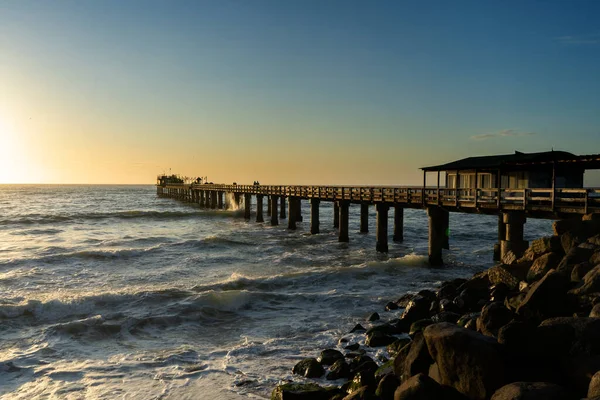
[345,343,360,351]
[571,262,594,282]
[490,382,575,400]
[590,303,600,318]
[367,312,380,322]
[561,231,583,254]
[365,331,396,347]
[409,319,433,337]
[387,338,411,357]
[590,250,600,266]
[271,382,332,400]
[292,358,325,378]
[350,324,366,333]
[527,252,562,282]
[339,337,349,344]
[456,312,480,331]
[343,385,376,400]
[386,302,399,311]
[366,323,399,336]
[553,218,584,236]
[417,289,436,302]
[376,374,400,400]
[347,370,377,394]
[431,311,460,324]
[395,294,414,308]
[490,283,511,302]
[375,359,395,380]
[326,359,351,380]
[571,264,600,295]
[529,236,563,258]
[438,298,458,313]
[349,355,378,375]
[477,302,513,337]
[393,373,446,400]
[423,322,505,400]
[488,265,520,290]
[318,349,345,366]
[558,247,595,274]
[400,296,431,326]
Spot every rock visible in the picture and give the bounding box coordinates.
[558,247,595,274]
[589,370,600,398]
[529,236,563,257]
[571,262,594,282]
[476,302,513,337]
[537,317,600,358]
[393,373,447,400]
[561,231,582,254]
[516,270,573,320]
[393,339,412,378]
[350,324,366,333]
[387,338,411,357]
[366,323,399,336]
[409,319,433,337]
[339,337,349,344]
[504,292,527,312]
[431,312,460,324]
[400,332,433,382]
[386,302,399,311]
[502,250,518,265]
[396,294,415,308]
[590,304,600,318]
[590,250,600,265]
[375,359,395,380]
[367,312,380,322]
[343,386,377,400]
[271,382,332,400]
[456,312,480,330]
[423,322,505,400]
[347,370,377,395]
[553,218,584,236]
[366,331,396,347]
[345,343,360,351]
[349,356,378,376]
[490,283,511,302]
[318,349,345,366]
[400,296,431,326]
[417,290,437,302]
[571,264,600,295]
[527,252,562,282]
[376,374,400,400]
[327,359,352,380]
[488,265,520,290]
[490,382,575,400]
[588,234,600,246]
[498,320,537,350]
[438,298,458,313]
[292,358,325,378]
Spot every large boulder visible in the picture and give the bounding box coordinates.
[476,302,513,337]
[488,265,522,290]
[490,382,575,400]
[527,236,563,258]
[558,247,595,274]
[527,252,562,282]
[516,270,573,320]
[318,349,345,366]
[423,322,505,400]
[366,331,397,347]
[399,332,433,382]
[553,218,584,236]
[571,264,600,295]
[571,262,594,282]
[327,359,352,380]
[271,383,333,400]
[589,370,600,398]
[292,358,325,378]
[376,374,400,400]
[393,373,446,400]
[400,296,432,327]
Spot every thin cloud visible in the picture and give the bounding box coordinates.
[556,34,600,45]
[471,129,536,141]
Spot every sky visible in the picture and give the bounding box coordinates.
[1,0,599,185]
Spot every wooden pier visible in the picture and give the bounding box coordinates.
[156,182,600,265]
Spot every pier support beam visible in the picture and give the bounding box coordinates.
[217,191,224,209]
[333,202,340,228]
[376,204,389,252]
[244,194,251,220]
[199,191,205,208]
[288,198,297,230]
[280,197,286,219]
[271,196,279,226]
[360,203,369,233]
[501,212,528,260]
[338,201,349,242]
[267,197,272,216]
[393,205,404,242]
[428,206,449,266]
[494,215,506,261]
[233,193,241,210]
[210,190,219,209]
[295,199,303,222]
[256,195,264,222]
[310,199,320,234]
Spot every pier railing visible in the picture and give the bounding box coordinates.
[160,184,600,215]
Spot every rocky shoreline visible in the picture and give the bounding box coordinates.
[272,214,600,400]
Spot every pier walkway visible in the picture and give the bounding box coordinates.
[157,183,600,265]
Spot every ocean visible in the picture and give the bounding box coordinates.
[0,185,552,399]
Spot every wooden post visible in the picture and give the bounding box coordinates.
[360,203,369,233]
[295,199,303,222]
[333,201,340,228]
[271,195,279,226]
[288,197,297,230]
[310,199,320,234]
[376,203,389,253]
[256,195,264,222]
[217,191,224,209]
[551,161,556,212]
[393,205,404,242]
[280,196,286,219]
[501,211,528,259]
[474,169,479,207]
[244,194,251,220]
[338,201,349,242]
[428,206,448,266]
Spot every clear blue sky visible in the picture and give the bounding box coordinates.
[1,1,599,184]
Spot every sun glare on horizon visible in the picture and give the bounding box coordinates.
[0,121,36,184]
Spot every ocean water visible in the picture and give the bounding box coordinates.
[0,185,552,399]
